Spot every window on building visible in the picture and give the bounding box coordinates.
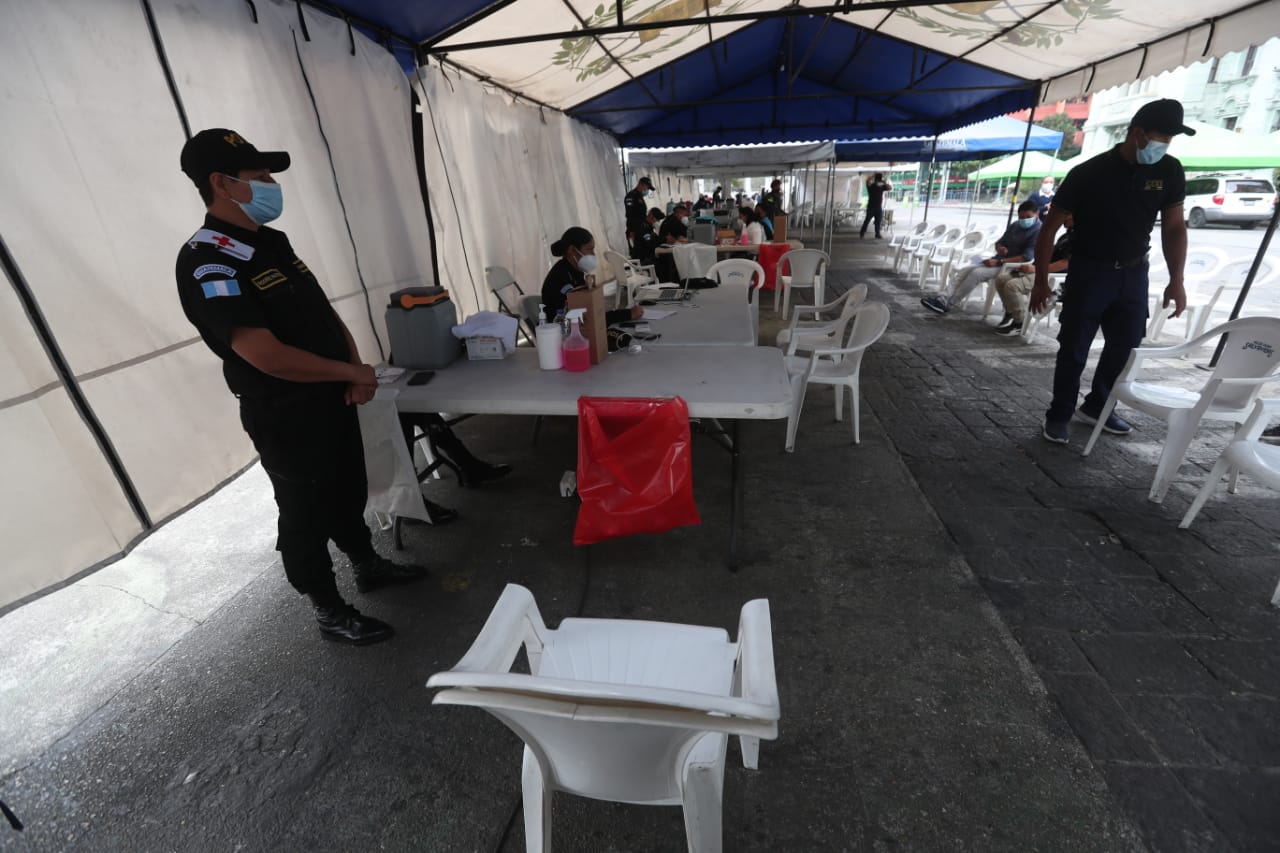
[1208,56,1219,82]
[1242,44,1258,76]
[1224,116,1238,131]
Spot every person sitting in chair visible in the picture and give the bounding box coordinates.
[396,413,513,524]
[920,201,1041,315]
[993,214,1074,336]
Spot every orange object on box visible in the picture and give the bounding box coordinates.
[398,289,451,310]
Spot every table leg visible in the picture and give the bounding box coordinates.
[728,419,742,572]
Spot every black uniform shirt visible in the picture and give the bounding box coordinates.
[632,224,661,265]
[658,216,688,243]
[541,257,585,321]
[761,190,784,215]
[175,214,350,398]
[865,181,889,211]
[1052,146,1185,264]
[624,189,648,227]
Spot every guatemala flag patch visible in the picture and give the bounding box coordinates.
[201,279,241,299]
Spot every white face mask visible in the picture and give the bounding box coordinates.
[680,216,690,226]
[577,253,598,274]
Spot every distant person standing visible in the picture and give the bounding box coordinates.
[624,176,653,248]
[712,185,724,206]
[761,178,785,216]
[1032,99,1192,445]
[1026,176,1057,220]
[860,173,892,239]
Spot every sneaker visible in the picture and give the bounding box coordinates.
[996,324,1023,337]
[1260,425,1280,444]
[1075,408,1133,435]
[1042,420,1070,444]
[920,296,949,315]
[994,313,1015,330]
[352,554,431,593]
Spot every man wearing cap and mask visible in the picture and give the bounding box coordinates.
[175,128,427,646]
[624,176,654,249]
[1032,99,1191,445]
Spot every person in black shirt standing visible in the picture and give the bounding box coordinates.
[624,176,653,249]
[760,179,785,216]
[860,173,892,238]
[1031,100,1191,445]
[175,129,427,646]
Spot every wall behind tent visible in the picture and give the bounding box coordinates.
[0,0,434,610]
[414,65,626,316]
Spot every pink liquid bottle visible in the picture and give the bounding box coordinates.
[562,309,591,372]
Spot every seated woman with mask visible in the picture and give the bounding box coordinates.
[541,226,642,323]
[738,206,767,245]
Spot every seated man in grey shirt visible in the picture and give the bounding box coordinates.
[921,201,1041,315]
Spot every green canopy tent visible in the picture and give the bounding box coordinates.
[1170,121,1280,170]
[966,150,1067,181]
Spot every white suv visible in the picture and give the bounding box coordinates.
[1184,175,1276,229]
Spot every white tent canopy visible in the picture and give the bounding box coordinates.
[627,142,836,171]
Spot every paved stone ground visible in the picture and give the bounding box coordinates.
[815,232,1280,853]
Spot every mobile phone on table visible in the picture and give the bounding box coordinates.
[407,371,435,386]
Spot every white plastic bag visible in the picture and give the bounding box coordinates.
[358,391,430,527]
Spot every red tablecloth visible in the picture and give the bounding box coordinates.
[756,243,791,291]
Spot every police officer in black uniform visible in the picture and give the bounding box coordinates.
[1032,100,1191,444]
[631,207,665,267]
[175,128,427,646]
[760,178,785,216]
[624,176,653,249]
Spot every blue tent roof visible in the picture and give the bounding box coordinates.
[314,0,1278,150]
[834,115,1064,163]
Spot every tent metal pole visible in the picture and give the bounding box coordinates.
[824,159,836,255]
[1207,200,1280,367]
[965,176,976,230]
[922,135,938,222]
[1007,105,1038,223]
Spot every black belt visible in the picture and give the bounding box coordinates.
[1079,253,1147,269]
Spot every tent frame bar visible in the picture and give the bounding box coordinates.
[570,84,1023,115]
[425,0,982,53]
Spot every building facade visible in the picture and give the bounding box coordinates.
[1081,36,1280,155]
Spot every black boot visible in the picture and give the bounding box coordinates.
[351,553,430,593]
[427,422,513,487]
[423,497,459,525]
[308,591,394,645]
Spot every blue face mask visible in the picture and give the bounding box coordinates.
[1136,133,1168,166]
[226,175,284,224]
[1018,216,1037,229]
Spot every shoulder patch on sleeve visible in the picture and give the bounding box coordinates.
[200,279,242,299]
[193,263,239,280]
[252,268,288,291]
[292,258,310,275]
[188,228,255,261]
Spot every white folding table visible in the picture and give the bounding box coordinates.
[394,346,792,567]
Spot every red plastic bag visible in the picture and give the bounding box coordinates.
[573,396,701,545]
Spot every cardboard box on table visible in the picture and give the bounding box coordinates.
[771,212,788,243]
[566,275,609,365]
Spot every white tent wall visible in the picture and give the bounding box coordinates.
[0,0,434,609]
[413,64,626,318]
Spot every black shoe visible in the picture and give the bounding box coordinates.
[315,604,394,645]
[1075,408,1133,435]
[423,498,459,525]
[459,461,513,487]
[1042,420,1070,444]
[995,314,1016,330]
[1262,425,1280,444]
[920,296,948,315]
[352,554,430,593]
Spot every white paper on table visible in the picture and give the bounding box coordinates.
[375,366,405,385]
[641,309,677,320]
[374,387,400,401]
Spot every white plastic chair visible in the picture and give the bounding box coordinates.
[486,266,536,344]
[775,284,866,350]
[427,584,780,853]
[604,249,657,308]
[778,284,869,356]
[674,243,718,285]
[1180,397,1280,541]
[1082,317,1280,503]
[1019,273,1064,343]
[923,230,984,292]
[1146,247,1229,343]
[887,221,929,269]
[707,259,766,342]
[784,302,891,452]
[909,227,961,282]
[894,224,946,275]
[774,249,830,321]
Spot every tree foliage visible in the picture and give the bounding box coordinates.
[1035,112,1082,159]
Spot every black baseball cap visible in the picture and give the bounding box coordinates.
[180,128,291,187]
[638,176,654,188]
[1130,99,1196,136]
